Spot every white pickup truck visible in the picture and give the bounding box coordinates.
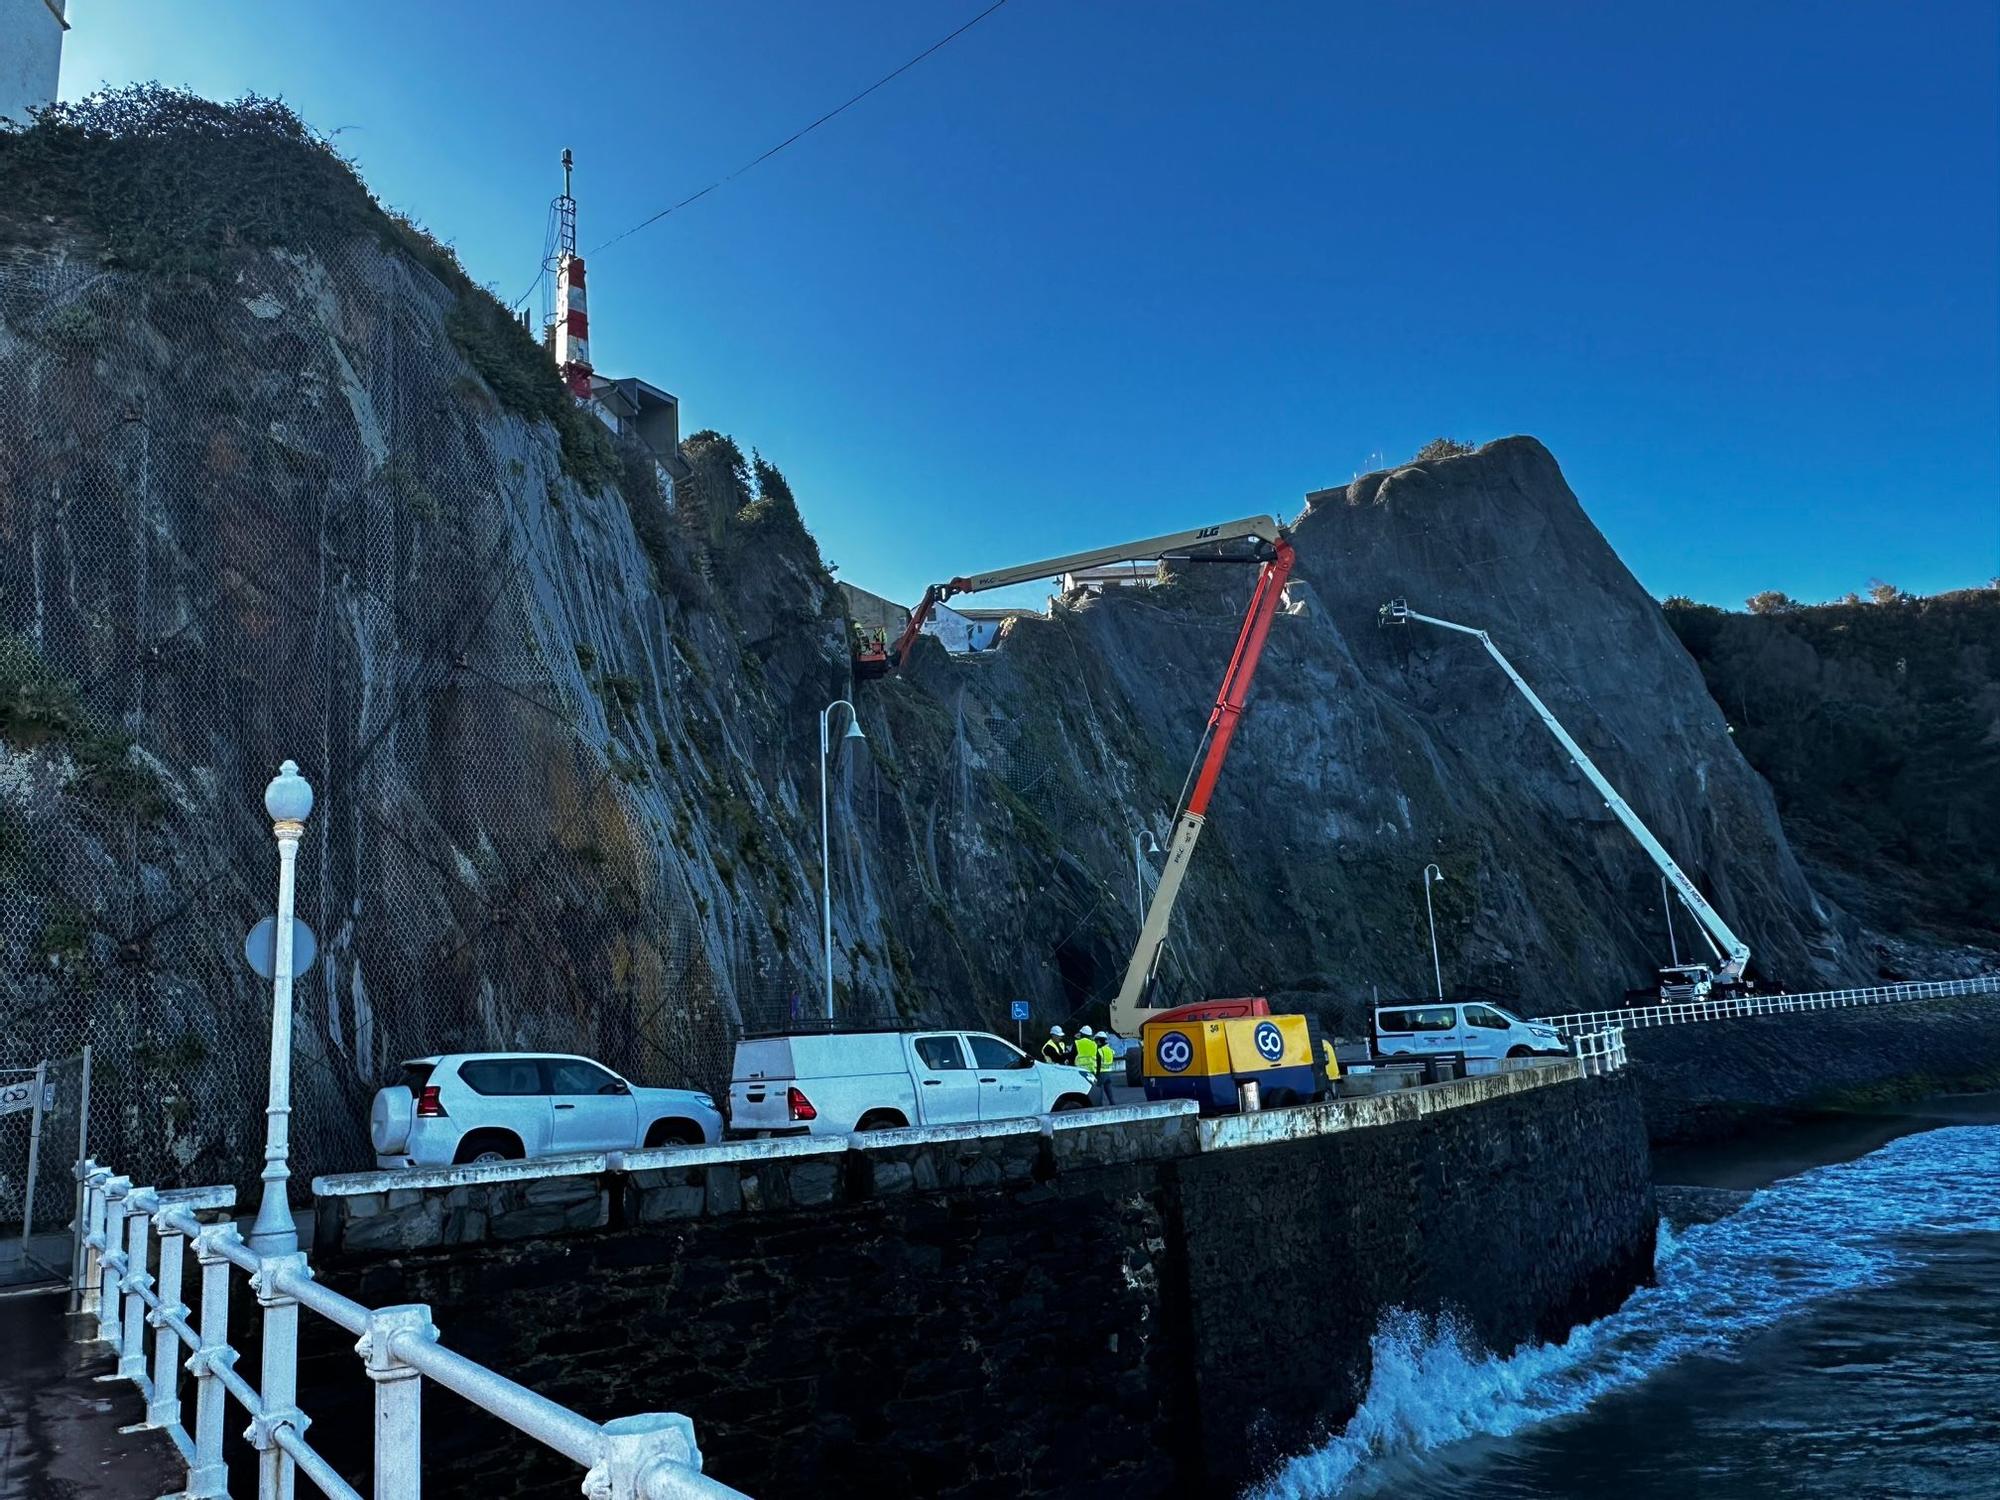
[727,1029,1096,1137]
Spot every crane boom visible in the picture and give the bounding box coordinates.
[888,515,1287,669]
[1108,538,1297,1035]
[1380,599,1751,984]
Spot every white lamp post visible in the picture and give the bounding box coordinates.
[248,759,313,1253]
[1130,827,1160,927]
[1422,862,1445,1001]
[819,701,865,1021]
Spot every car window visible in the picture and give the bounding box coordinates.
[458,1058,544,1096]
[967,1034,1028,1070]
[1379,1008,1456,1033]
[1464,1005,1510,1031]
[545,1057,622,1094]
[913,1035,968,1071]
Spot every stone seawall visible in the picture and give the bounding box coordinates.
[1629,995,2000,1146]
[305,1071,1654,1497]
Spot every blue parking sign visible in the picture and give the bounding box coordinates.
[1010,1000,1031,1021]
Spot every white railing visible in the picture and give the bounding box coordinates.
[1545,975,2000,1039]
[73,1159,749,1500]
[1569,1026,1628,1076]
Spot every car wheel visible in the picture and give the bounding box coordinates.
[453,1130,524,1165]
[1507,1046,1533,1058]
[1052,1095,1090,1112]
[644,1119,705,1148]
[854,1111,907,1132]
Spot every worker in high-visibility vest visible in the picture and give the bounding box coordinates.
[1040,1025,1071,1064]
[1090,1027,1122,1101]
[1072,1027,1100,1085]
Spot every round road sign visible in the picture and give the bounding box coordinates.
[244,915,319,980]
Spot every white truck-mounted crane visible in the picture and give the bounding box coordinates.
[1380,599,1752,1002]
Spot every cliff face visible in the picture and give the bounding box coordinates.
[0,96,1869,1192]
[1665,589,2000,945]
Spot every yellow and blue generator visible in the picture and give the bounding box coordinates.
[1140,1013,1321,1112]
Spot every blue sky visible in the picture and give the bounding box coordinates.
[62,1,1997,609]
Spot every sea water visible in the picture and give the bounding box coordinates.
[1254,1124,2000,1498]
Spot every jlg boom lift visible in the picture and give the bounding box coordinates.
[1380,599,1752,1002]
[882,516,1324,1111]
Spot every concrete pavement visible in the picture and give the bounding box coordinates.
[0,1289,179,1499]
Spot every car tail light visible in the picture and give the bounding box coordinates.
[416,1085,447,1118]
[786,1087,816,1122]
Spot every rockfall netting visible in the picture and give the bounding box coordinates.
[0,93,806,1215]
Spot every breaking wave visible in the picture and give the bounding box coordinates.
[1252,1125,2000,1499]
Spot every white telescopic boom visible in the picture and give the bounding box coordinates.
[1381,600,1751,983]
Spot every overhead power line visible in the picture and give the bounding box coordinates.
[589,0,1013,257]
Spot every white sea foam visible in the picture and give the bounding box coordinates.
[1252,1125,2000,1499]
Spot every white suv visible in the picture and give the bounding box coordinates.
[369,1053,722,1169]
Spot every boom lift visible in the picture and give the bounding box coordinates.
[882,515,1322,1108]
[884,516,1288,671]
[1380,599,1752,1001]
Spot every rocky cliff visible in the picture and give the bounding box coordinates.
[0,94,1878,1190]
[1665,588,2000,945]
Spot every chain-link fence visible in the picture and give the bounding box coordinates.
[0,1050,88,1284]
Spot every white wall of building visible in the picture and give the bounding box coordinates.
[1,0,64,126]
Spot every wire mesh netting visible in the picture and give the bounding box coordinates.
[0,218,782,1204]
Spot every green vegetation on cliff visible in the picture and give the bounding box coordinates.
[0,86,616,486]
[1666,587,2000,938]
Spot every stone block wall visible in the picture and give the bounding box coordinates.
[303,1075,1654,1498]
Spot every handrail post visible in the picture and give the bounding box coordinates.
[586,1413,705,1500]
[251,1251,309,1500]
[119,1186,158,1382]
[360,1305,437,1500]
[186,1225,238,1498]
[78,1164,109,1319]
[146,1204,192,1430]
[97,1176,131,1349]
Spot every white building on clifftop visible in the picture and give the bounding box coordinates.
[1,0,65,126]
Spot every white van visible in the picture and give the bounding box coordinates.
[727,1029,1096,1137]
[1371,1002,1566,1061]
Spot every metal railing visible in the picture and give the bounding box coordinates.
[73,1159,749,1499]
[1569,1026,1628,1076]
[1545,975,2000,1039]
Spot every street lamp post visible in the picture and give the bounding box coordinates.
[819,700,865,1022]
[248,759,314,1254]
[1422,862,1445,1001]
[1130,827,1161,927]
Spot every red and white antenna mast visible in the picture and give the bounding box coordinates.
[553,147,593,400]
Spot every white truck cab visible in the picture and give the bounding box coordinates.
[727,1029,1095,1137]
[1371,1001,1566,1062]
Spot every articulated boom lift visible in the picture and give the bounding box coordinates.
[885,516,1288,670]
[1106,534,1296,1036]
[1381,599,1752,1000]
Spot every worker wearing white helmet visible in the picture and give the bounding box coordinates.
[1040,1024,1072,1065]
[1073,1026,1101,1081]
